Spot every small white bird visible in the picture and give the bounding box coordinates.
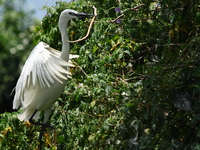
[13,9,93,124]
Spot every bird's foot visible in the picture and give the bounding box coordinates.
[29,119,55,150]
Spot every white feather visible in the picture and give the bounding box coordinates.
[13,42,75,112]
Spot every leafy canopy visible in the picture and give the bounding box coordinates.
[1,0,200,149]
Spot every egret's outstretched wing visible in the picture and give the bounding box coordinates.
[13,42,74,109]
[46,46,79,61]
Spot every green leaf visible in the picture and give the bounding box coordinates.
[90,100,96,107]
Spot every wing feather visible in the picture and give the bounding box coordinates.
[13,41,74,109]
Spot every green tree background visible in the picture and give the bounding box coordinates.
[0,0,37,113]
[0,0,200,149]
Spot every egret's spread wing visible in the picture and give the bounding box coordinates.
[13,42,73,109]
[46,46,79,62]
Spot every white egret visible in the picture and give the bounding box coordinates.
[13,9,93,124]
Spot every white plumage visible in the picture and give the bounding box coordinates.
[13,9,91,123]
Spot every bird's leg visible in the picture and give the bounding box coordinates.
[29,110,54,150]
[29,110,43,149]
[38,122,55,150]
[38,124,45,150]
[29,110,54,128]
[29,110,40,125]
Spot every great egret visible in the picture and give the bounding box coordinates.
[13,9,93,124]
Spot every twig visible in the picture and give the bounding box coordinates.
[79,112,95,117]
[73,62,89,78]
[67,6,97,43]
[110,14,124,23]
[65,111,81,119]
[130,4,145,11]
[110,4,145,23]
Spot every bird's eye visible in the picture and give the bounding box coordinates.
[69,12,74,15]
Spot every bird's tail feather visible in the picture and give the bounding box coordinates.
[18,108,40,122]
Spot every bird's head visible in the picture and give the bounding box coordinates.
[60,9,94,20]
[58,9,94,32]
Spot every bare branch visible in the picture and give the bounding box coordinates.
[110,14,124,23]
[110,4,145,23]
[130,4,145,11]
[73,62,89,78]
[67,6,97,43]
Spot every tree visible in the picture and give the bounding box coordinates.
[0,0,36,113]
[0,0,199,149]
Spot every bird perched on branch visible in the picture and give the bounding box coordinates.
[13,9,93,124]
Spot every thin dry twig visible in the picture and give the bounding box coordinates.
[67,6,97,43]
[110,4,145,23]
[130,4,145,11]
[110,14,124,23]
[73,62,89,78]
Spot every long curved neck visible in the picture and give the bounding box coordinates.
[59,20,70,62]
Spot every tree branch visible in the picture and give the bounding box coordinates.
[110,14,124,23]
[67,6,97,43]
[73,62,89,78]
[130,4,145,11]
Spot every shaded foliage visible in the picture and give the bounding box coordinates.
[0,0,200,149]
[0,0,36,113]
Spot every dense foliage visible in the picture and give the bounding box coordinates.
[1,0,200,149]
[0,0,36,113]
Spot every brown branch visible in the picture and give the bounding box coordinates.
[65,111,81,119]
[65,110,94,118]
[110,4,145,23]
[110,14,124,23]
[163,65,186,71]
[130,4,145,11]
[73,62,89,78]
[149,8,161,12]
[110,4,160,23]
[67,6,97,43]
